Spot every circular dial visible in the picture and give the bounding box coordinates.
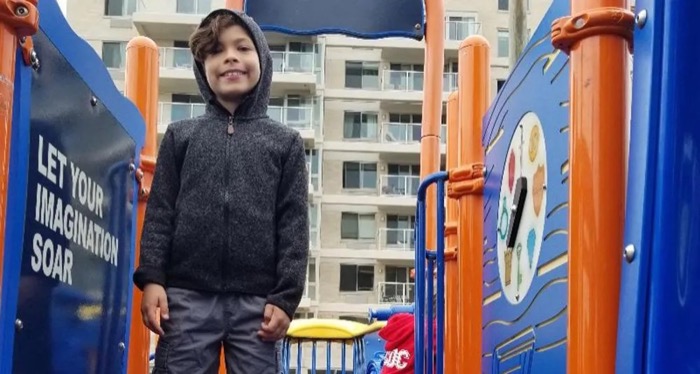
[496,111,548,305]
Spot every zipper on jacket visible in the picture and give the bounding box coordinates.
[223,115,233,288]
[227,115,234,135]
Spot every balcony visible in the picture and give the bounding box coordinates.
[323,122,448,155]
[445,20,481,47]
[267,105,316,145]
[158,102,205,132]
[159,47,197,93]
[378,282,415,304]
[380,175,419,197]
[324,71,458,103]
[382,70,458,93]
[378,228,415,252]
[270,51,318,92]
[133,0,213,41]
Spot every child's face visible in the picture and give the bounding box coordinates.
[203,25,261,105]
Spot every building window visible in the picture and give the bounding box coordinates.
[343,162,377,189]
[339,264,374,291]
[176,0,212,14]
[386,214,416,247]
[305,149,320,190]
[345,61,379,89]
[341,212,375,240]
[497,79,506,92]
[498,0,508,11]
[445,16,478,41]
[104,0,136,16]
[498,29,509,58]
[306,259,316,298]
[102,41,126,69]
[344,111,379,140]
[309,203,319,248]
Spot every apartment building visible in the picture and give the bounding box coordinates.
[65,0,551,322]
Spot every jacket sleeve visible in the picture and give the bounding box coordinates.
[267,133,310,319]
[132,128,180,290]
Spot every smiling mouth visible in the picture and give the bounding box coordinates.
[220,70,246,78]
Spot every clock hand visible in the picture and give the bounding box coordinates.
[506,176,528,249]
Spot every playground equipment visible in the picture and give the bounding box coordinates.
[1,0,699,372]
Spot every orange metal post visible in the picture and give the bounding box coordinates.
[420,0,444,257]
[0,0,38,307]
[457,35,489,373]
[225,0,244,11]
[444,92,459,374]
[125,36,160,374]
[566,1,629,372]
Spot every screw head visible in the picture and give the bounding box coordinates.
[118,342,126,351]
[15,319,23,330]
[636,10,647,28]
[624,244,635,263]
[90,96,97,106]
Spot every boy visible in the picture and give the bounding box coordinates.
[133,8,309,374]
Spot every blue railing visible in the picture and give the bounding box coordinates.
[415,171,448,374]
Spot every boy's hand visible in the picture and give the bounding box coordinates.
[258,304,290,342]
[141,284,169,336]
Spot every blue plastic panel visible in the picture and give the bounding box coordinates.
[1,0,145,373]
[615,0,663,372]
[243,0,425,40]
[641,0,700,372]
[480,0,570,372]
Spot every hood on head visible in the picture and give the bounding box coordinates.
[193,9,272,119]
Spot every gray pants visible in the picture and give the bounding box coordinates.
[152,287,279,374]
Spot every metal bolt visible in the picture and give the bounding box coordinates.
[15,6,28,16]
[29,49,39,71]
[574,17,586,29]
[128,163,136,172]
[118,342,125,351]
[15,319,23,330]
[624,244,635,263]
[90,96,97,106]
[636,10,647,28]
[414,23,422,30]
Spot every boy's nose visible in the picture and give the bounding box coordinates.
[223,49,240,62]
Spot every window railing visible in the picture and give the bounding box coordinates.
[378,228,415,251]
[137,0,212,15]
[378,281,415,304]
[382,70,457,92]
[271,51,315,73]
[382,122,447,144]
[158,102,206,128]
[445,20,481,41]
[268,106,314,130]
[159,47,194,70]
[379,175,420,197]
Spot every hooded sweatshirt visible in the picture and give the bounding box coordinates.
[133,9,309,319]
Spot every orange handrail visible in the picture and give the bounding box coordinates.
[0,0,38,308]
[565,1,630,372]
[125,35,160,374]
[444,92,459,374]
[456,35,489,373]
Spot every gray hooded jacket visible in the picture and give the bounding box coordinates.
[133,9,309,319]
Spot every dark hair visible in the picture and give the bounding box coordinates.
[189,13,247,62]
